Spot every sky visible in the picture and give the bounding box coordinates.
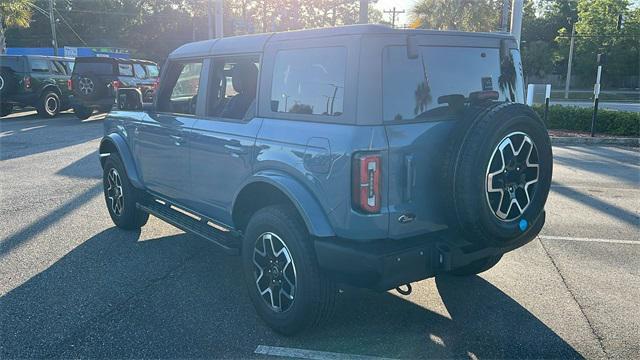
[373,0,416,27]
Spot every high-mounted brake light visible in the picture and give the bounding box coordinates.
[23,76,32,89]
[352,153,381,213]
[67,79,73,91]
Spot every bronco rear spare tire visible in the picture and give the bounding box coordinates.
[445,103,552,246]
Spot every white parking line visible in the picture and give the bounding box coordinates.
[539,235,639,245]
[255,345,394,360]
[550,185,639,191]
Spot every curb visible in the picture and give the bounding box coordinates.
[551,136,639,147]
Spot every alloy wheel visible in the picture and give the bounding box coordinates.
[106,168,124,216]
[0,75,4,91]
[252,232,297,312]
[485,131,540,221]
[79,77,94,95]
[45,95,58,115]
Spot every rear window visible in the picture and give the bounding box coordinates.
[0,56,24,72]
[145,64,159,78]
[74,61,114,75]
[270,47,346,117]
[133,63,146,79]
[383,46,524,122]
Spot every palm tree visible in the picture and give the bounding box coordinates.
[0,0,32,54]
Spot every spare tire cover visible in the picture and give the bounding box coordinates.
[443,102,553,245]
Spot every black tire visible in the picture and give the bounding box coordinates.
[36,91,61,118]
[73,105,93,120]
[443,103,553,246]
[450,255,502,276]
[242,204,336,335]
[98,104,113,114]
[102,154,149,230]
[1,103,12,117]
[0,69,17,96]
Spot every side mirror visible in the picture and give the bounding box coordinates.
[117,88,143,111]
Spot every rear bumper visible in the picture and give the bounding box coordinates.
[315,211,545,291]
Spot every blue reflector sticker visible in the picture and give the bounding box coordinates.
[519,219,528,232]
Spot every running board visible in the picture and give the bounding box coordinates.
[137,201,240,255]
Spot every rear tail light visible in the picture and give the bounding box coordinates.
[23,76,32,89]
[153,79,160,91]
[112,80,122,91]
[67,79,73,91]
[352,153,381,213]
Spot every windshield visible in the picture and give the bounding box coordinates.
[383,46,524,122]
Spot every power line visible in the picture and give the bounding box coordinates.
[54,8,88,45]
[383,7,405,28]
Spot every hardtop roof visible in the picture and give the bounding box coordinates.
[169,24,516,59]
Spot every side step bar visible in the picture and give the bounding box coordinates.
[137,201,240,255]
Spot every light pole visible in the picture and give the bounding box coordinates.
[564,17,576,99]
[510,0,523,47]
[49,0,58,55]
[359,0,368,24]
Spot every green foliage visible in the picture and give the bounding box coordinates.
[410,0,502,31]
[533,104,640,136]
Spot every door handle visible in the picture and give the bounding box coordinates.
[170,134,184,145]
[224,144,248,155]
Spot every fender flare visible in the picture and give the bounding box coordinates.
[99,134,144,189]
[39,83,62,98]
[234,170,335,238]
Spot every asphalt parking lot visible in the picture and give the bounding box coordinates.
[1,111,638,359]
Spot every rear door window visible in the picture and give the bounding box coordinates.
[270,47,346,117]
[0,56,25,72]
[30,59,50,73]
[74,61,114,75]
[64,61,75,73]
[133,63,147,79]
[383,46,519,122]
[51,60,67,75]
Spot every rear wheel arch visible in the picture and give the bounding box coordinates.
[232,176,335,238]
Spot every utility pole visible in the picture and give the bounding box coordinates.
[500,0,510,31]
[214,0,223,38]
[359,0,368,24]
[384,7,405,28]
[510,0,523,47]
[207,0,213,39]
[49,0,58,56]
[564,18,576,99]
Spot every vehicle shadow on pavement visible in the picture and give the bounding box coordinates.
[0,111,103,161]
[0,227,582,359]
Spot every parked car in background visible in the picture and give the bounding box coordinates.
[69,57,159,119]
[100,25,552,334]
[0,55,75,118]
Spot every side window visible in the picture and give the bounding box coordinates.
[133,63,147,79]
[118,63,134,76]
[270,47,346,117]
[65,61,75,74]
[158,61,203,115]
[207,55,260,120]
[30,59,50,73]
[51,60,66,75]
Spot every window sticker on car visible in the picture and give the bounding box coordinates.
[482,77,493,91]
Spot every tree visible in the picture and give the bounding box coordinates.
[410,0,503,32]
[0,0,32,53]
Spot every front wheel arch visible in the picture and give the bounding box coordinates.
[99,135,144,189]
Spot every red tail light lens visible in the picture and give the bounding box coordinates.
[23,76,32,89]
[112,80,122,90]
[352,153,381,213]
[67,79,73,91]
[153,79,160,91]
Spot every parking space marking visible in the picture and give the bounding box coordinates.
[255,345,394,360]
[539,235,639,245]
[551,185,639,191]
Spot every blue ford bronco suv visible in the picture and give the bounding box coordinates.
[100,25,552,334]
